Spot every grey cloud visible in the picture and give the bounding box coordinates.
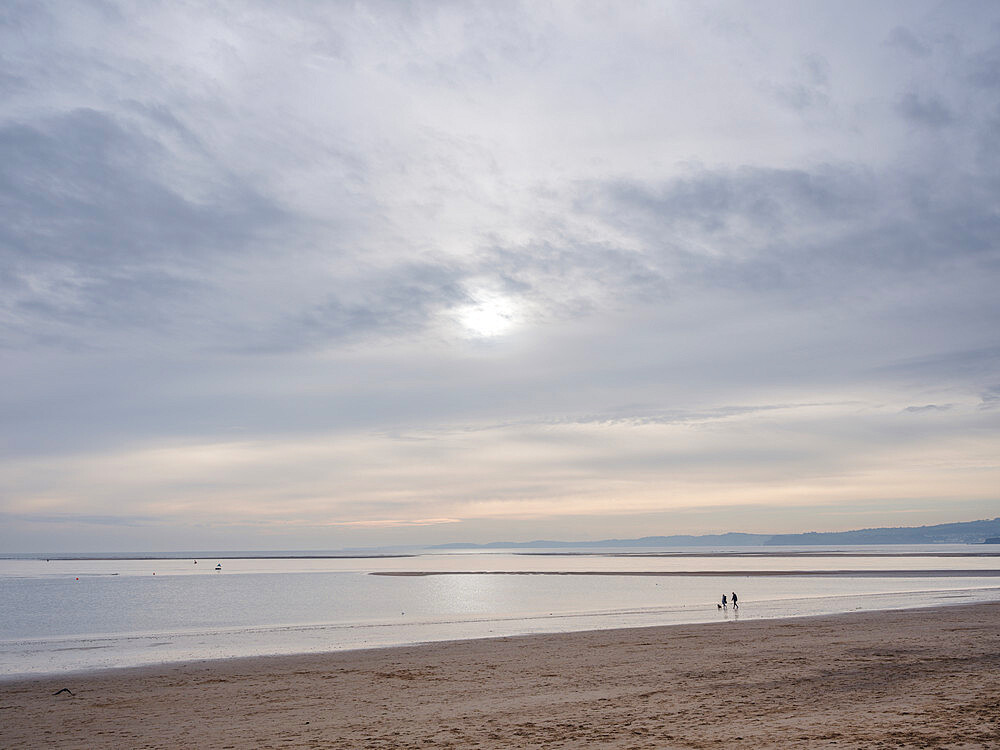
[582,156,999,289]
[0,0,51,31]
[902,404,951,413]
[885,26,931,58]
[875,346,1000,381]
[894,92,954,128]
[487,238,670,316]
[0,108,290,347]
[592,165,876,240]
[772,83,827,112]
[14,270,208,340]
[981,386,1000,408]
[773,84,828,112]
[802,55,830,87]
[0,61,28,97]
[967,44,1000,89]
[240,262,469,353]
[0,108,283,267]
[577,165,883,300]
[773,54,831,112]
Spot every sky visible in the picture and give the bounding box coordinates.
[1,1,998,552]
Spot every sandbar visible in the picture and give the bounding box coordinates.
[2,602,998,748]
[371,569,1000,576]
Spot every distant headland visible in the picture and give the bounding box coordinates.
[431,517,1000,549]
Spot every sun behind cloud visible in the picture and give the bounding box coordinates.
[456,293,520,338]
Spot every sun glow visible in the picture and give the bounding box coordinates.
[457,294,519,338]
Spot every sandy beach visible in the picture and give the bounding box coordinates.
[3,603,998,749]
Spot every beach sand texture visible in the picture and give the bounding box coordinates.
[3,603,998,749]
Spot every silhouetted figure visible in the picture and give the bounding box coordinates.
[721,594,727,608]
[732,591,738,609]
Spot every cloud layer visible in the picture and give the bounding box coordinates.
[2,1,998,550]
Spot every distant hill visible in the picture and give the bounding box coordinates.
[764,518,1000,546]
[431,517,1000,549]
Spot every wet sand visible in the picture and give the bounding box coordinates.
[3,603,998,749]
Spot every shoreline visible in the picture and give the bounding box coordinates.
[0,581,1000,688]
[3,601,997,748]
[2,597,994,683]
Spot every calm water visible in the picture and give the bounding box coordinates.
[2,545,998,678]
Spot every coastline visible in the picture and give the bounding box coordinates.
[3,601,998,748]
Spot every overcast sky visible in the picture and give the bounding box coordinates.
[2,1,998,551]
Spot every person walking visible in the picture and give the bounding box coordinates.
[721,594,727,608]
[731,591,738,609]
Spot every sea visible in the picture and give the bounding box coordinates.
[2,545,999,679]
